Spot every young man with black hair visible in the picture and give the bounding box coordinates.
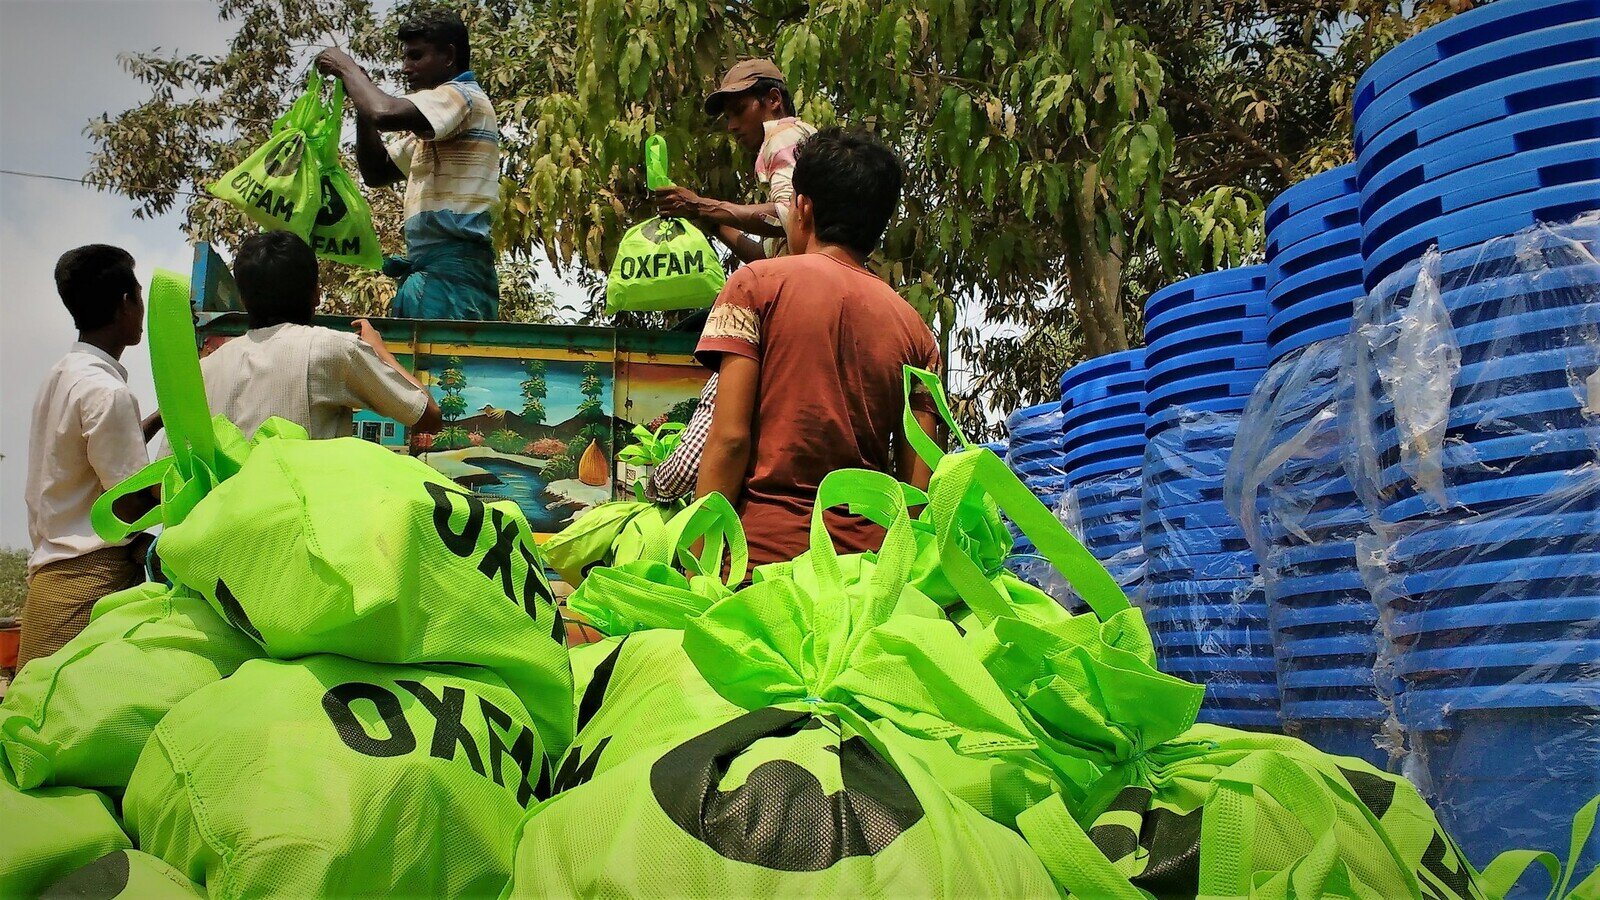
[316,10,501,321]
[645,59,818,504]
[21,245,156,667]
[189,231,442,442]
[691,128,942,567]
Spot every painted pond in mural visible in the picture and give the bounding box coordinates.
[469,457,565,532]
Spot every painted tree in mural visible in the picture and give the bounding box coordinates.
[436,356,470,450]
[577,362,611,453]
[520,358,549,426]
[90,0,1457,433]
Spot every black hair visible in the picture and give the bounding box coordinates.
[55,244,138,333]
[233,231,319,329]
[790,128,904,256]
[742,76,795,117]
[398,9,470,72]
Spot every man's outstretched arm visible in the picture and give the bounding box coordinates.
[316,48,435,136]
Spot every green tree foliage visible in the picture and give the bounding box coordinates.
[88,0,1459,433]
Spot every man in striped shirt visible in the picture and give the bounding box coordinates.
[317,11,501,321]
[646,60,816,502]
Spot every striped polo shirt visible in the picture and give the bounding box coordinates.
[385,71,501,254]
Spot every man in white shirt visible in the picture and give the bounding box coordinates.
[21,245,156,668]
[195,231,442,441]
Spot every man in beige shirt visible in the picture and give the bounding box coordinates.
[194,232,443,442]
[22,245,158,667]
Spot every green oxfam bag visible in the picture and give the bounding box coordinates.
[567,492,747,635]
[543,500,669,586]
[0,580,260,793]
[504,469,1055,897]
[43,850,204,899]
[918,447,1494,899]
[605,135,726,314]
[0,776,131,897]
[125,655,546,898]
[550,628,744,796]
[306,77,383,269]
[154,436,573,757]
[207,71,327,237]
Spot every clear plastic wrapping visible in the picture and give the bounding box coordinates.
[1142,408,1280,730]
[1344,216,1600,876]
[1226,336,1397,770]
[1060,468,1145,597]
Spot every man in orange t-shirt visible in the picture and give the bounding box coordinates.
[694,128,942,566]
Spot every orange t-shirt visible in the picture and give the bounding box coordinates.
[696,253,941,567]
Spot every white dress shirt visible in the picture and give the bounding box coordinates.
[26,343,150,574]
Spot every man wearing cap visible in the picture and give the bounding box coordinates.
[645,60,817,504]
[654,59,817,264]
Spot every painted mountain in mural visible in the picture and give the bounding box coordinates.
[454,405,630,442]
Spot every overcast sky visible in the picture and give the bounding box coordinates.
[0,1,241,551]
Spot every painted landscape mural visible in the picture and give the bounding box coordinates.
[405,352,708,532]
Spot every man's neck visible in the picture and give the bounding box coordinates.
[77,332,125,361]
[809,241,869,269]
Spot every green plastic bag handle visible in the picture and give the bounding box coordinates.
[92,268,218,541]
[928,446,1129,624]
[1015,794,1147,900]
[1478,793,1600,900]
[645,134,674,191]
[903,365,971,467]
[644,491,749,588]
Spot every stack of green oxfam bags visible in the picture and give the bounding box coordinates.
[517,365,1594,899]
[209,70,382,269]
[1,269,574,897]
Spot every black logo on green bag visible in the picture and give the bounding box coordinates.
[641,218,686,243]
[617,250,708,281]
[649,707,925,871]
[322,680,552,806]
[425,482,557,623]
[263,135,304,176]
[214,579,264,644]
[228,171,297,222]
[1087,786,1202,896]
[316,174,347,226]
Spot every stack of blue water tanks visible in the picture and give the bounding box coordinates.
[1351,0,1600,874]
[1265,165,1363,361]
[1355,0,1600,292]
[1005,402,1067,557]
[1258,167,1391,768]
[1356,219,1600,876]
[1058,349,1148,586]
[1141,266,1282,729]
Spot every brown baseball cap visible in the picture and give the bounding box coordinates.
[704,58,787,116]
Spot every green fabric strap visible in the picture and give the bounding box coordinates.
[91,268,217,542]
[806,468,921,684]
[645,134,673,191]
[1478,794,1600,900]
[929,448,1128,623]
[644,492,749,588]
[1015,794,1147,900]
[902,365,969,467]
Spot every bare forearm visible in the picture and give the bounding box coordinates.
[695,437,750,507]
[355,115,402,186]
[704,200,784,237]
[715,226,767,264]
